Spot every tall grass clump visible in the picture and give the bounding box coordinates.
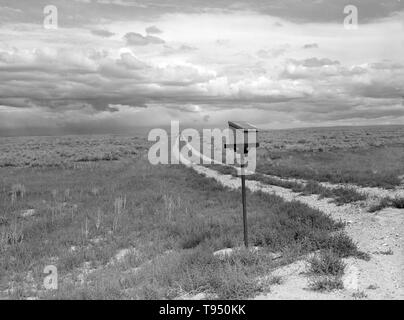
[307,249,346,293]
[132,247,268,300]
[309,277,344,292]
[368,197,404,212]
[323,232,369,260]
[308,250,345,276]
[112,195,126,232]
[11,184,26,203]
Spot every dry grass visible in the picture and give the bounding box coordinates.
[2,126,403,189]
[2,127,394,299]
[209,166,367,205]
[307,250,346,293]
[256,145,404,189]
[0,151,354,299]
[309,277,344,292]
[256,126,404,188]
[0,135,149,168]
[368,197,404,212]
[308,250,346,276]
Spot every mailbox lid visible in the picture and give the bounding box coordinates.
[226,121,259,151]
[228,121,258,132]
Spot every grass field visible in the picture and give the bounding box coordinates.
[256,125,404,188]
[0,153,358,299]
[1,126,403,189]
[208,165,368,206]
[0,125,402,299]
[0,135,149,168]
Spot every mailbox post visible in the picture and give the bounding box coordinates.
[225,121,259,247]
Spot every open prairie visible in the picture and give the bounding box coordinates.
[0,125,403,300]
[256,125,404,188]
[1,0,404,305]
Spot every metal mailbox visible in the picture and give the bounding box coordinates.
[224,121,259,247]
[226,121,259,156]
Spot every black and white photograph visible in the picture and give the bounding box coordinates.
[0,0,403,304]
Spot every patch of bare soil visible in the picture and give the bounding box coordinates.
[259,172,404,200]
[255,205,403,300]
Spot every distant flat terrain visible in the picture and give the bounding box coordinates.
[0,135,149,168]
[256,125,404,188]
[1,126,403,188]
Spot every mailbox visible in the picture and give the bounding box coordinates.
[224,121,259,248]
[226,121,259,154]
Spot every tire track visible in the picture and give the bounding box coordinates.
[174,136,404,299]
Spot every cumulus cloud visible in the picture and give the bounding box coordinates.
[91,29,115,37]
[293,58,340,68]
[303,43,318,49]
[256,46,289,59]
[124,32,165,46]
[161,44,198,55]
[5,0,404,28]
[0,6,22,13]
[117,52,148,69]
[0,48,218,113]
[281,58,341,79]
[1,43,402,129]
[0,1,403,133]
[145,25,162,34]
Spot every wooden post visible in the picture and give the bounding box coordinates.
[240,151,248,247]
[225,121,259,249]
[241,174,248,247]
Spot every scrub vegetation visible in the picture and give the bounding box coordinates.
[0,154,358,300]
[1,125,401,299]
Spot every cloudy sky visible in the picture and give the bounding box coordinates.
[0,0,403,135]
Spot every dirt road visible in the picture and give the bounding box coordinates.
[175,139,404,299]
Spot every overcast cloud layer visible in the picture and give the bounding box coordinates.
[0,0,403,134]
